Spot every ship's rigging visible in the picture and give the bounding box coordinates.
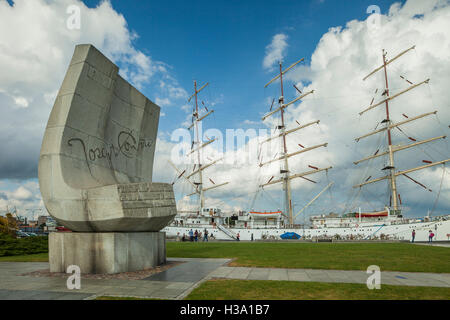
[259,58,333,226]
[168,46,448,220]
[169,80,228,214]
[353,45,449,213]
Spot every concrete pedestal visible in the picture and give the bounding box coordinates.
[49,232,166,274]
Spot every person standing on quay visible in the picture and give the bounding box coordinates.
[203,229,208,242]
[411,229,416,243]
[194,230,198,242]
[189,229,194,242]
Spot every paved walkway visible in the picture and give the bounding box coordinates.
[207,266,450,287]
[0,258,449,300]
[0,258,230,300]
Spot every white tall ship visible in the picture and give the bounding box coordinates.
[164,46,450,242]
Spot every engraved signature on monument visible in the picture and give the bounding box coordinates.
[68,131,154,167]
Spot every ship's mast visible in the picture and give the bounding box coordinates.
[193,80,204,209]
[278,62,294,224]
[381,49,399,211]
[354,45,449,213]
[170,80,229,215]
[261,58,332,226]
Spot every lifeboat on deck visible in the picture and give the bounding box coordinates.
[249,211,282,219]
[356,210,388,218]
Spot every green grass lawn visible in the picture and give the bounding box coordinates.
[0,252,49,262]
[1,241,449,274]
[0,234,48,257]
[167,242,450,273]
[185,279,450,300]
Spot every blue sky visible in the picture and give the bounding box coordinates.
[83,0,406,134]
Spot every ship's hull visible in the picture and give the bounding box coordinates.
[163,218,450,242]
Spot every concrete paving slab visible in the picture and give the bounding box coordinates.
[342,270,370,283]
[144,259,227,282]
[208,266,235,278]
[376,274,404,286]
[165,282,194,290]
[0,280,24,289]
[27,291,79,300]
[268,268,289,281]
[392,277,432,287]
[304,269,333,282]
[99,287,144,297]
[76,285,117,294]
[248,268,270,280]
[323,270,354,283]
[381,272,449,287]
[227,267,251,280]
[6,281,59,291]
[427,273,450,285]
[119,286,169,297]
[149,288,185,299]
[54,292,93,300]
[0,289,91,300]
[287,270,311,282]
[0,289,45,300]
[92,279,147,288]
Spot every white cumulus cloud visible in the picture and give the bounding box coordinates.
[263,33,288,71]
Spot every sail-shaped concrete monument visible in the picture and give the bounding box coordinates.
[39,44,177,273]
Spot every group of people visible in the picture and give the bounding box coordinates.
[177,230,242,241]
[180,229,210,242]
[411,229,435,243]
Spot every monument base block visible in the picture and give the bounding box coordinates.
[49,232,166,274]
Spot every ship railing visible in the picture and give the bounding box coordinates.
[305,233,401,241]
[169,222,219,228]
